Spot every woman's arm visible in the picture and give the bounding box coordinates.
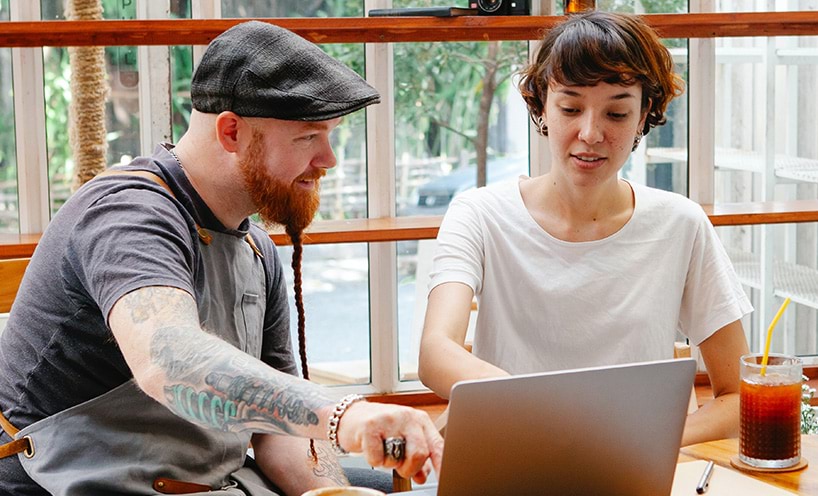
[418,282,509,399]
[681,319,749,446]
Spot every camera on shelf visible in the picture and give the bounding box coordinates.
[470,0,530,15]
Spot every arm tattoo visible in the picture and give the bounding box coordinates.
[310,442,349,486]
[150,322,331,436]
[123,286,191,324]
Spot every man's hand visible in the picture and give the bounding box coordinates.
[334,401,444,484]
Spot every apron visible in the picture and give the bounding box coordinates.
[1,171,281,495]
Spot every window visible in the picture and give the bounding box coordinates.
[5,3,818,396]
[0,0,15,234]
[218,2,375,385]
[707,1,818,358]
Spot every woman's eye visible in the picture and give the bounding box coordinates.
[560,107,579,114]
[609,112,628,120]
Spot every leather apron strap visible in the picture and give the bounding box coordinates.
[95,169,262,257]
[0,408,33,459]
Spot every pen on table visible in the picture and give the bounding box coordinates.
[696,460,715,494]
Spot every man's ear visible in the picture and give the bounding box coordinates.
[214,111,243,153]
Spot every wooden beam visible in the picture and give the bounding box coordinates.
[5,200,818,256]
[703,200,818,226]
[0,233,41,260]
[0,258,29,313]
[268,215,441,246]
[1,12,818,48]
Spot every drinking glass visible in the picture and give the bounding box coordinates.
[739,353,802,469]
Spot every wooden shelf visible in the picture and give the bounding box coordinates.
[4,203,818,257]
[2,12,818,48]
[704,200,818,226]
[0,233,41,260]
[268,216,441,246]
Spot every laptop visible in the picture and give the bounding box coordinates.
[408,358,697,496]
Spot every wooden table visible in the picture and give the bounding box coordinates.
[679,435,818,494]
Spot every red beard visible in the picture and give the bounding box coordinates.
[238,130,324,236]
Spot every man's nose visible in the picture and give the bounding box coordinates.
[316,140,337,170]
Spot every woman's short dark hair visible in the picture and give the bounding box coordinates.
[518,11,684,137]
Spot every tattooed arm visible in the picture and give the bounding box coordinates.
[109,286,332,439]
[108,286,444,482]
[252,435,348,495]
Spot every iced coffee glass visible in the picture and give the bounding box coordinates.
[301,488,385,496]
[739,353,802,469]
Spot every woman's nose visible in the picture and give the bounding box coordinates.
[578,115,604,144]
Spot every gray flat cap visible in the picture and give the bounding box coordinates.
[191,21,380,121]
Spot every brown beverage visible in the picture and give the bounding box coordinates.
[566,0,596,13]
[739,354,802,468]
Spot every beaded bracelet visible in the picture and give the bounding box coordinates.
[327,393,365,455]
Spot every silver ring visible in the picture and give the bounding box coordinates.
[383,437,406,461]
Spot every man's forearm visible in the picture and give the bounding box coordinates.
[253,435,348,495]
[152,323,334,437]
[112,286,334,438]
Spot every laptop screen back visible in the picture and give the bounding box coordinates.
[436,358,697,496]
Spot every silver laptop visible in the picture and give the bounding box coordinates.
[409,358,696,496]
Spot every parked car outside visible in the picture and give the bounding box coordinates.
[400,155,528,216]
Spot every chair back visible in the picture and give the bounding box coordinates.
[0,258,29,313]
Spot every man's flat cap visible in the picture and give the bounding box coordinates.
[191,21,380,121]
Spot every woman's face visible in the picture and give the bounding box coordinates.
[543,81,647,188]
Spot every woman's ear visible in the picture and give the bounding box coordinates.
[214,111,243,153]
[638,98,653,132]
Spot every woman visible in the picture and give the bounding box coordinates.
[417,11,751,447]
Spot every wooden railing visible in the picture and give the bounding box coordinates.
[2,13,818,251]
[2,12,818,47]
[3,200,818,257]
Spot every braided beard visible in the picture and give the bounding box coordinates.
[238,129,323,461]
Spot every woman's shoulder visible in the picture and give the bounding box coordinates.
[449,176,526,210]
[632,182,707,223]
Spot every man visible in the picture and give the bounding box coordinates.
[0,21,442,495]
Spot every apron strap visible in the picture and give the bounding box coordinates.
[153,476,212,494]
[94,170,211,245]
[0,408,34,459]
[94,169,261,257]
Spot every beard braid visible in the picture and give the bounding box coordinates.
[238,130,323,462]
[288,229,317,462]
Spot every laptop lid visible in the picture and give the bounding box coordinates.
[435,358,697,496]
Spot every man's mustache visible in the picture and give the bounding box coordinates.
[295,168,327,183]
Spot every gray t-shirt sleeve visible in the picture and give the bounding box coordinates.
[65,181,198,321]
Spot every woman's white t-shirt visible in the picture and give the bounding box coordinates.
[428,178,752,374]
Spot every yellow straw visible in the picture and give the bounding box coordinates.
[760,297,791,376]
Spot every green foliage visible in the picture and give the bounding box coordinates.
[43,48,73,181]
[803,375,818,435]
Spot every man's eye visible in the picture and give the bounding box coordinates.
[560,107,579,114]
[609,112,628,120]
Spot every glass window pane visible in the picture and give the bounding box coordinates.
[711,1,818,359]
[0,0,17,234]
[221,0,362,17]
[41,0,142,215]
[171,2,193,143]
[392,14,531,378]
[278,243,372,385]
[220,2,373,385]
